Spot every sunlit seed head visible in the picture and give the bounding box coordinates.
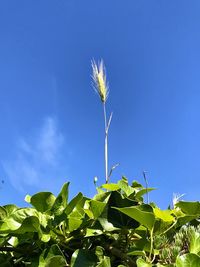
[91,59,109,103]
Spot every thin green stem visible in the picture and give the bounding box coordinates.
[149,226,154,262]
[103,103,108,183]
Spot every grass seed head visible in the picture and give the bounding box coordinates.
[91,59,109,103]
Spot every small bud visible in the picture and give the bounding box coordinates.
[94,176,98,184]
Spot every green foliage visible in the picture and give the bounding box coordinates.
[0,177,200,266]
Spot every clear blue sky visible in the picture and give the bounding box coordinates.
[0,1,200,208]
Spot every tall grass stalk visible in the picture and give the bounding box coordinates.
[92,59,112,183]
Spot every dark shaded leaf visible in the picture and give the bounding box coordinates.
[114,204,155,230]
[176,202,200,215]
[106,191,139,228]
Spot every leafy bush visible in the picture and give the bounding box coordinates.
[0,177,200,266]
[1,61,199,266]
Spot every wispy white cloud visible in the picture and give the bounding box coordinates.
[37,117,64,165]
[2,117,65,192]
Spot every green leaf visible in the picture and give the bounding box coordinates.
[67,208,84,232]
[45,256,66,267]
[39,244,66,267]
[153,207,175,222]
[0,205,18,219]
[0,215,40,234]
[14,216,40,234]
[127,250,146,256]
[85,228,103,237]
[93,191,110,202]
[96,188,105,194]
[29,192,56,212]
[0,208,40,233]
[41,233,51,242]
[51,193,84,226]
[132,181,143,188]
[90,200,106,219]
[176,201,200,215]
[65,192,83,215]
[135,188,155,199]
[0,207,7,220]
[37,212,51,228]
[114,204,155,230]
[51,182,69,216]
[12,207,38,221]
[95,246,104,260]
[101,183,120,191]
[189,230,200,254]
[97,256,111,267]
[118,176,135,196]
[68,217,83,232]
[136,258,152,267]
[177,215,199,227]
[153,219,175,235]
[176,253,200,267]
[71,249,97,267]
[98,217,119,231]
